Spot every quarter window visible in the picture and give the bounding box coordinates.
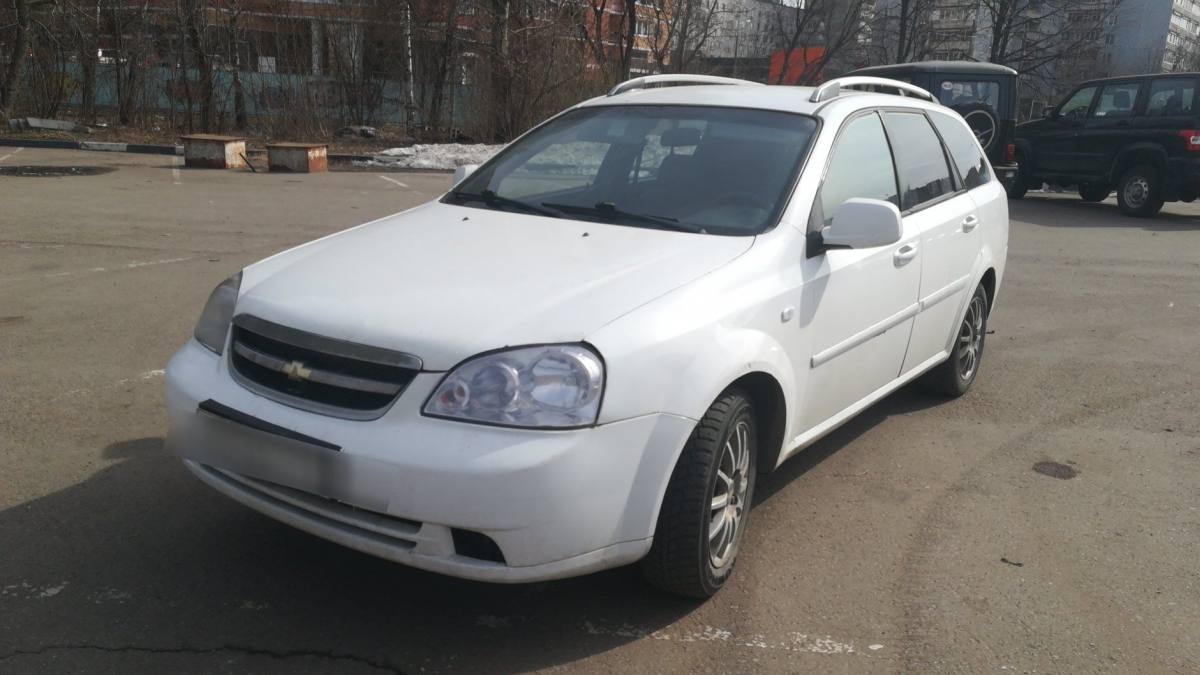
[1091,83,1140,118]
[814,113,899,229]
[929,111,991,190]
[1146,78,1196,116]
[1059,86,1097,118]
[881,112,955,211]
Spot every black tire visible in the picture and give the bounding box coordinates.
[1079,183,1111,202]
[1116,164,1165,217]
[922,284,989,398]
[954,102,1000,156]
[641,389,758,599]
[1006,152,1030,200]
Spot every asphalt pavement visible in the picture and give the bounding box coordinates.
[1,148,1198,674]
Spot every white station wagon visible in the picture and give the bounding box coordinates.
[166,74,1008,598]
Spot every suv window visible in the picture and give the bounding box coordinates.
[938,80,1000,109]
[882,112,956,211]
[1092,82,1140,118]
[1146,78,1196,116]
[814,113,899,229]
[1059,86,1097,119]
[929,111,990,190]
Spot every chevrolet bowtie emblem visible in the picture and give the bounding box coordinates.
[281,360,312,382]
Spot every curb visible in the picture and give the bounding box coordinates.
[0,137,457,172]
[0,137,181,155]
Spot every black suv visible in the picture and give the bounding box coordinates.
[848,61,1020,188]
[1013,73,1200,217]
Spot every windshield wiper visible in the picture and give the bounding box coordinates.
[541,201,701,233]
[449,189,564,218]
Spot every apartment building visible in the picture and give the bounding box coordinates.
[1110,0,1200,73]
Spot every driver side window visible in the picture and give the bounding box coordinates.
[812,112,900,231]
[1059,86,1097,119]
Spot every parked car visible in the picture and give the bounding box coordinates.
[847,61,1021,192]
[165,74,1008,598]
[1013,72,1200,217]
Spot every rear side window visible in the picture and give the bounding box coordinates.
[1146,78,1196,116]
[882,112,955,211]
[1092,82,1140,118]
[938,80,1000,109]
[929,111,991,189]
[815,113,899,228]
[1059,86,1097,118]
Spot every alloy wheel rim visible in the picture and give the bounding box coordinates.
[709,420,750,569]
[958,295,985,381]
[1124,176,1149,208]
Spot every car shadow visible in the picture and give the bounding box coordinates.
[0,386,941,672]
[1012,193,1200,231]
[753,382,943,507]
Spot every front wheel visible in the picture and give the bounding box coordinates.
[922,284,989,397]
[641,390,757,598]
[1079,183,1111,202]
[1117,164,1165,217]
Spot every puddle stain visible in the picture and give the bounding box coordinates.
[1033,461,1078,480]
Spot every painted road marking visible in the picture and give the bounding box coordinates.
[0,256,192,284]
[173,156,182,185]
[378,175,409,189]
[0,147,24,162]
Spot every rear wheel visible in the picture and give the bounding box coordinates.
[1117,164,1165,217]
[642,390,757,598]
[1007,153,1030,200]
[1079,183,1111,202]
[922,284,989,398]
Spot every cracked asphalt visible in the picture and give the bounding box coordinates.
[2,149,1198,674]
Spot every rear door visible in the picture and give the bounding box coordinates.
[880,111,980,376]
[1078,80,1144,180]
[1134,76,1199,160]
[798,111,922,432]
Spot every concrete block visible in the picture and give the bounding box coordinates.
[181,134,247,169]
[267,143,328,173]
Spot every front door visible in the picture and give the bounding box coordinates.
[1039,85,1098,174]
[797,111,922,433]
[1077,80,1143,180]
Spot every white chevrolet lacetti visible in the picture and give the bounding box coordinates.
[166,74,1008,597]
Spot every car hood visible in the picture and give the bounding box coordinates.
[237,202,753,370]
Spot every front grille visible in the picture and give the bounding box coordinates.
[228,314,421,420]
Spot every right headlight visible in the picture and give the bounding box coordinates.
[193,272,241,355]
[423,344,604,428]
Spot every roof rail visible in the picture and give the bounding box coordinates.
[608,74,763,97]
[809,76,936,104]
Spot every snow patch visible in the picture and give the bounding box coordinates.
[357,143,503,170]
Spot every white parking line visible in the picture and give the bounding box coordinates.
[173,156,182,185]
[378,175,409,189]
[0,147,24,162]
[0,256,192,284]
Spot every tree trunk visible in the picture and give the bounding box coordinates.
[0,0,32,118]
[186,5,213,132]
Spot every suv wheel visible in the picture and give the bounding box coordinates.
[642,389,757,598]
[1117,165,1165,217]
[1079,183,1110,202]
[1007,152,1029,200]
[922,284,989,398]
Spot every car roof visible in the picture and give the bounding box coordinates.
[1076,72,1200,86]
[851,61,1017,77]
[576,84,941,118]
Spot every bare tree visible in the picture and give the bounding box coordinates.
[645,0,724,74]
[873,0,934,64]
[774,0,867,85]
[0,0,32,118]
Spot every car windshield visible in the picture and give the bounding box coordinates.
[444,105,818,235]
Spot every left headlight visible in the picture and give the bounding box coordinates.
[193,272,242,355]
[424,344,604,428]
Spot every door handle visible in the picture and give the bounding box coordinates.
[962,215,979,232]
[894,243,918,267]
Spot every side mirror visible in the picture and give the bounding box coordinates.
[452,164,479,187]
[820,198,903,250]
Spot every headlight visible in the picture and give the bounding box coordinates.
[193,272,242,355]
[424,345,604,428]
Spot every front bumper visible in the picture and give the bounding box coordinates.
[165,340,696,582]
